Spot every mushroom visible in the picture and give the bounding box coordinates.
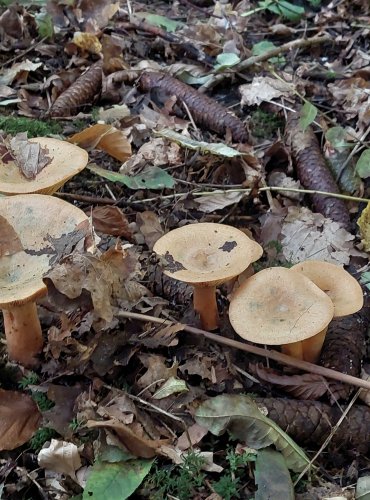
[0,137,88,195]
[153,222,263,331]
[290,260,363,317]
[0,194,89,366]
[229,267,334,363]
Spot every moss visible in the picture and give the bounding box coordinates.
[250,109,284,139]
[0,116,63,137]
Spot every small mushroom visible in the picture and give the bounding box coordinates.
[229,267,334,363]
[0,137,88,195]
[0,194,89,366]
[290,260,363,317]
[153,222,263,331]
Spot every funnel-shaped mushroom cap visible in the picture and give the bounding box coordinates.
[229,267,334,345]
[290,260,363,317]
[153,223,263,286]
[0,137,88,195]
[0,194,88,307]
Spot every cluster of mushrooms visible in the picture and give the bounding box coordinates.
[0,137,89,366]
[153,223,364,364]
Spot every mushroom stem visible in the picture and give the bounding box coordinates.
[281,327,328,363]
[193,285,219,331]
[2,302,43,366]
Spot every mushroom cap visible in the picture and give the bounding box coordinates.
[153,222,263,286]
[0,137,88,195]
[229,267,334,345]
[0,194,88,307]
[290,260,363,317]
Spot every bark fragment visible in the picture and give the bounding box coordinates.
[50,60,103,117]
[257,397,370,453]
[285,114,350,230]
[139,72,249,143]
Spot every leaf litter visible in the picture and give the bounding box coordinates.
[1,0,370,498]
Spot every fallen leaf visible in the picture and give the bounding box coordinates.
[136,211,164,249]
[239,76,293,106]
[152,376,188,399]
[86,419,168,458]
[195,191,244,213]
[0,389,41,451]
[0,60,42,86]
[255,449,294,500]
[37,439,82,480]
[10,133,52,179]
[92,205,132,238]
[137,354,178,390]
[177,424,208,451]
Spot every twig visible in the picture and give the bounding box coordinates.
[0,37,47,68]
[130,185,370,204]
[118,311,370,391]
[55,192,116,205]
[200,34,332,91]
[293,389,361,486]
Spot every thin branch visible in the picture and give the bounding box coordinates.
[118,311,370,391]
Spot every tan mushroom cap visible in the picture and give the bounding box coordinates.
[290,260,363,317]
[0,137,88,195]
[229,267,334,345]
[0,194,88,307]
[153,222,263,286]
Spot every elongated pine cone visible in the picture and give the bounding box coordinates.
[139,72,249,143]
[285,114,350,230]
[257,397,370,453]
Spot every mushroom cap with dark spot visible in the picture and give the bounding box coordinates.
[0,194,88,307]
[229,267,334,345]
[290,260,363,317]
[0,137,88,195]
[153,222,263,286]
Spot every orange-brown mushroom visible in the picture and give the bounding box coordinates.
[0,194,88,366]
[153,222,263,330]
[0,137,88,195]
[229,267,334,363]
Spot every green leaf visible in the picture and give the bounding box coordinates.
[307,0,321,6]
[255,449,294,500]
[35,12,54,39]
[194,394,310,472]
[135,12,183,32]
[356,476,370,499]
[88,164,175,190]
[325,126,350,149]
[359,271,370,292]
[214,53,241,71]
[355,149,370,179]
[299,102,317,131]
[83,460,153,500]
[156,129,242,158]
[266,0,305,21]
[251,41,285,64]
[358,202,370,251]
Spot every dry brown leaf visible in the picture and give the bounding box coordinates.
[136,211,164,250]
[250,363,327,400]
[0,59,42,86]
[0,389,41,451]
[78,0,120,29]
[177,423,208,451]
[37,439,82,480]
[0,215,23,257]
[86,418,168,458]
[137,354,178,390]
[239,76,294,106]
[92,205,132,238]
[69,124,131,162]
[97,394,136,424]
[10,133,52,179]
[195,191,244,213]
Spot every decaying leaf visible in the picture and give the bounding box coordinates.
[255,449,294,500]
[37,439,82,480]
[136,211,164,250]
[0,59,42,86]
[86,419,168,458]
[120,137,181,174]
[239,76,293,106]
[152,376,188,399]
[0,389,41,451]
[250,364,327,400]
[195,191,244,212]
[195,394,310,472]
[260,206,362,265]
[92,205,132,238]
[10,133,52,179]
